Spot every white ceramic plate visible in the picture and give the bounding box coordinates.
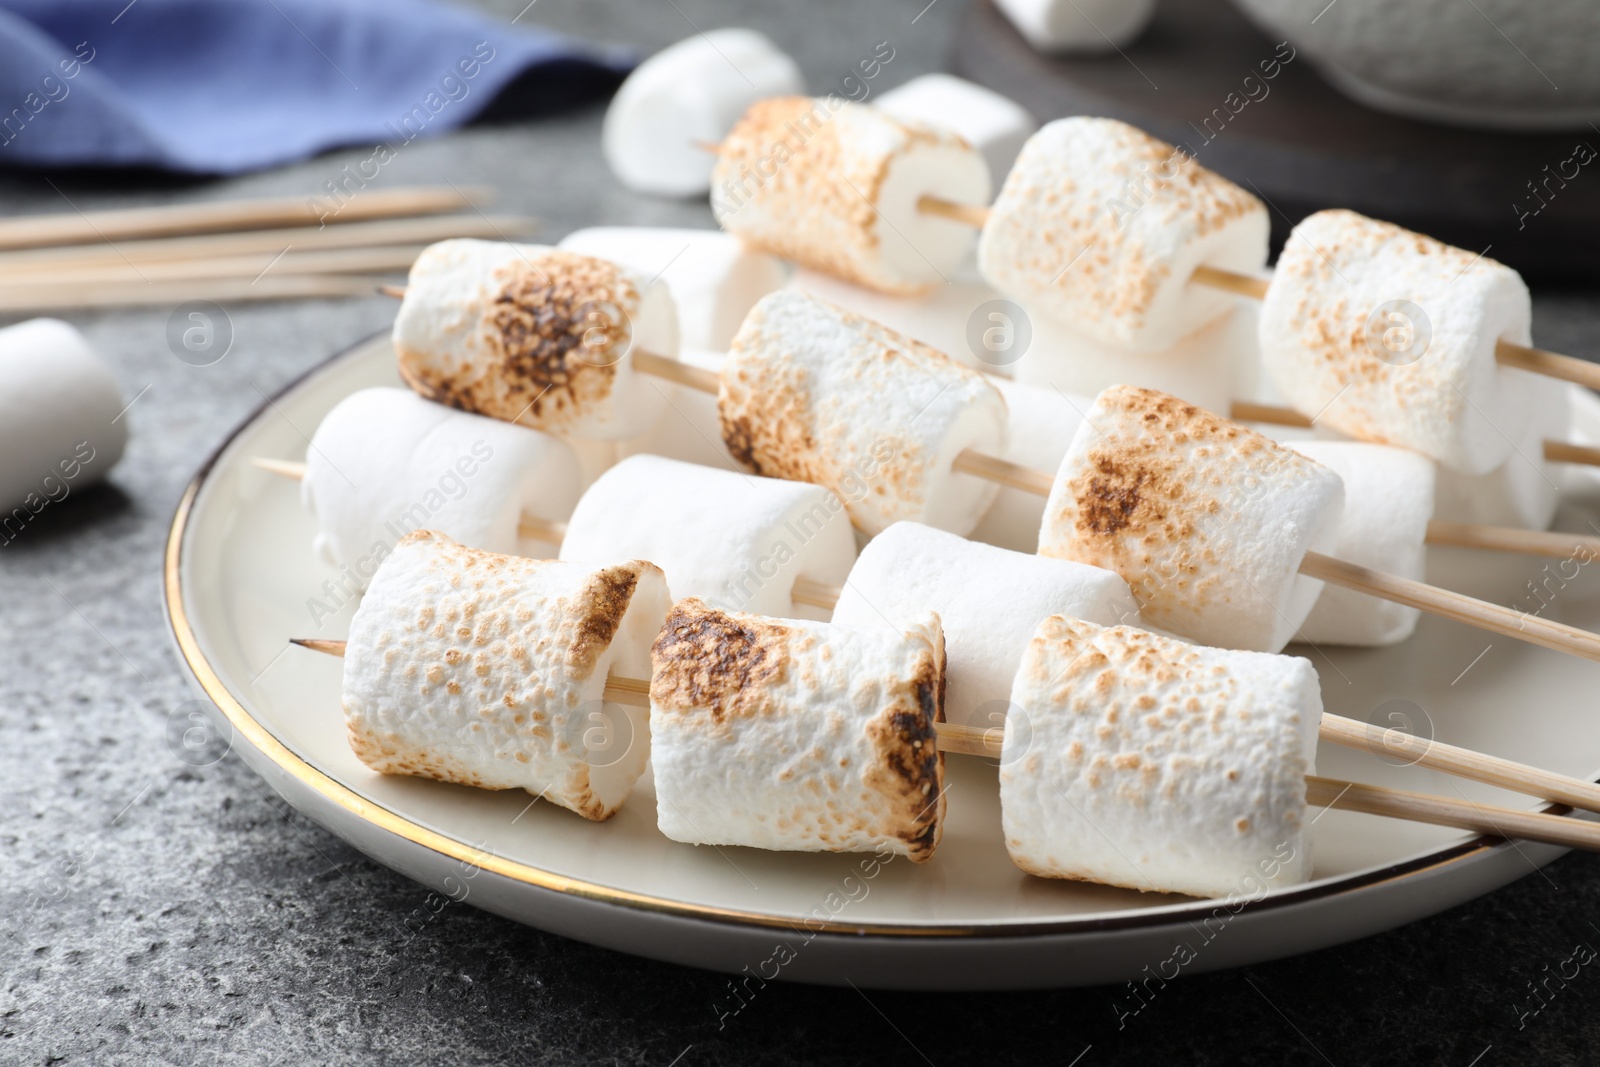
[165,332,1600,989]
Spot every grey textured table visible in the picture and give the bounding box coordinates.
[4,2,1600,1063]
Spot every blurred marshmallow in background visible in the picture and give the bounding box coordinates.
[0,319,127,517]
[873,73,1037,182]
[993,0,1157,52]
[602,29,804,197]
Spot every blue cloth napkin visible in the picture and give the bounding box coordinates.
[0,0,635,173]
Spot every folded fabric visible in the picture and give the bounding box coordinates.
[0,0,635,173]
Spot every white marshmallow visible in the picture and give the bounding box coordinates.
[557,227,788,351]
[720,290,1008,535]
[559,454,856,621]
[712,96,991,295]
[342,532,671,820]
[978,118,1269,352]
[1260,210,1535,474]
[616,347,736,470]
[969,378,1091,552]
[1000,617,1319,899]
[831,522,1139,727]
[0,318,126,516]
[602,29,804,198]
[394,240,678,439]
[1433,378,1567,529]
[874,74,1037,183]
[784,266,1006,370]
[1039,386,1345,653]
[1013,300,1261,418]
[650,598,946,861]
[994,0,1157,53]
[301,388,582,581]
[1289,441,1435,646]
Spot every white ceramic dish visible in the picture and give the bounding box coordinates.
[166,332,1600,989]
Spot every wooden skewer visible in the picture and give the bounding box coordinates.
[0,214,536,276]
[0,245,430,287]
[290,637,1600,852]
[0,186,490,253]
[0,273,396,313]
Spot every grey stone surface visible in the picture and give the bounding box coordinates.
[2,1,1599,1063]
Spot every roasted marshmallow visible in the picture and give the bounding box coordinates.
[1259,210,1535,474]
[1039,386,1345,652]
[720,290,1008,535]
[341,532,670,820]
[712,96,990,295]
[394,240,678,439]
[831,522,1138,727]
[559,454,856,621]
[1000,617,1319,898]
[649,598,946,861]
[978,118,1269,351]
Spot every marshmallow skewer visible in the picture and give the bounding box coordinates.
[918,197,1600,394]
[291,635,1600,854]
[249,457,841,609]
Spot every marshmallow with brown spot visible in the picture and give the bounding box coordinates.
[557,227,788,351]
[969,377,1093,552]
[978,118,1269,352]
[831,522,1139,728]
[302,387,583,584]
[712,96,991,296]
[559,454,856,622]
[341,531,671,821]
[1000,617,1320,898]
[649,598,946,862]
[720,290,1009,536]
[1288,441,1435,647]
[1260,210,1535,474]
[1039,386,1345,653]
[393,240,678,439]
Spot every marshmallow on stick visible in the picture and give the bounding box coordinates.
[1259,210,1536,474]
[559,454,856,621]
[302,388,582,582]
[1433,380,1567,530]
[1289,441,1435,647]
[0,318,127,514]
[393,240,678,439]
[831,522,1138,727]
[1040,386,1345,653]
[720,290,1009,535]
[649,598,946,861]
[712,96,991,295]
[978,118,1269,352]
[341,532,671,820]
[1001,617,1319,898]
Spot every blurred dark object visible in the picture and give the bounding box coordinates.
[954,0,1600,282]
[0,0,633,175]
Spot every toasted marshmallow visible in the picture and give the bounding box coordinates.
[649,598,946,861]
[302,388,582,580]
[1013,300,1261,418]
[394,240,678,439]
[1289,441,1435,646]
[978,118,1269,351]
[559,454,856,621]
[341,532,670,820]
[1260,210,1535,474]
[602,29,804,198]
[831,522,1139,727]
[557,227,787,351]
[784,266,1006,370]
[712,97,990,295]
[970,378,1091,551]
[1000,617,1320,899]
[0,318,127,513]
[874,74,1037,182]
[1433,379,1567,529]
[720,291,1008,535]
[994,0,1157,52]
[1039,386,1345,653]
